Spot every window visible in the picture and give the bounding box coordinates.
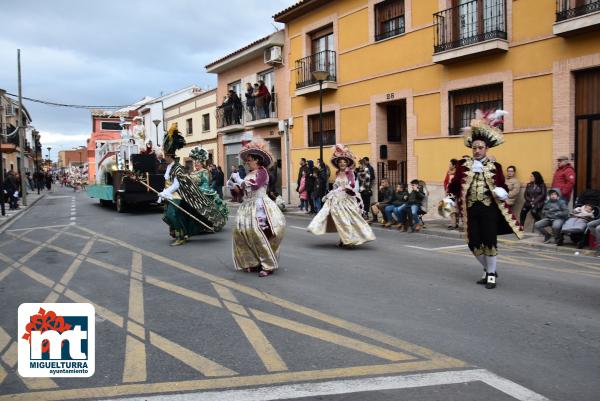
[202,114,210,131]
[375,0,405,41]
[387,100,406,143]
[308,111,336,147]
[228,81,242,97]
[311,26,334,54]
[101,121,122,131]
[449,83,503,135]
[186,118,193,135]
[258,69,275,94]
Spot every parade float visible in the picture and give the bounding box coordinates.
[87,117,165,212]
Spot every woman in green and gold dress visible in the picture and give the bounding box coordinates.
[189,147,228,220]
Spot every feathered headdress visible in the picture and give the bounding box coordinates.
[462,109,507,148]
[163,123,186,156]
[330,144,356,168]
[238,138,274,167]
[189,147,209,163]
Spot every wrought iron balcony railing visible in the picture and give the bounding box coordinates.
[434,0,507,54]
[295,50,337,89]
[556,0,600,22]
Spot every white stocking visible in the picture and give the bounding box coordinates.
[485,255,497,274]
[475,254,487,271]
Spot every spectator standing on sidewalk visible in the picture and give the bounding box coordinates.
[317,158,330,195]
[534,189,569,243]
[520,171,547,226]
[551,155,576,204]
[4,171,19,210]
[312,168,324,213]
[505,165,521,207]
[298,170,308,211]
[305,160,316,214]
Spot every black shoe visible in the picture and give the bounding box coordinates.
[476,272,487,285]
[485,273,497,289]
[556,236,564,246]
[543,234,552,243]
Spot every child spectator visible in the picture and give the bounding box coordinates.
[556,203,596,246]
[298,170,308,211]
[534,189,569,243]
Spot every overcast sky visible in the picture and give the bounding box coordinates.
[0,0,293,160]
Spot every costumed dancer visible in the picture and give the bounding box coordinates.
[308,144,375,247]
[448,110,523,289]
[232,139,285,277]
[189,147,229,220]
[159,124,227,246]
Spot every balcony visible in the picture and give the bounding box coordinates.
[295,50,337,96]
[244,93,278,128]
[433,0,508,64]
[216,94,278,133]
[554,0,600,36]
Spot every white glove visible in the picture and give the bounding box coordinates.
[13,191,19,198]
[492,187,508,201]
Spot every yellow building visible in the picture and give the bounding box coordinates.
[274,0,600,210]
[164,89,219,171]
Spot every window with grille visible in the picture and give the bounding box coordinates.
[202,114,210,131]
[186,118,193,135]
[449,83,503,135]
[308,111,336,147]
[375,0,405,41]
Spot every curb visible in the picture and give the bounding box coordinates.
[0,194,47,234]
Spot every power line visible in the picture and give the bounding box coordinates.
[4,92,128,109]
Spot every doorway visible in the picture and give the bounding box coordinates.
[575,68,600,193]
[377,100,407,187]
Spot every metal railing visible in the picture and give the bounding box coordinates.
[434,0,507,53]
[216,94,277,129]
[295,50,337,89]
[556,0,600,22]
[377,161,407,189]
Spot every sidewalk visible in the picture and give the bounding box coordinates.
[0,191,46,230]
[243,202,598,257]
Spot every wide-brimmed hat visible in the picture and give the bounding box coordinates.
[462,109,507,149]
[238,138,273,167]
[330,144,356,168]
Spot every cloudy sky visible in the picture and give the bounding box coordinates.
[0,0,294,160]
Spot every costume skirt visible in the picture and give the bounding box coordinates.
[466,202,498,256]
[163,200,206,238]
[233,196,285,271]
[307,190,375,246]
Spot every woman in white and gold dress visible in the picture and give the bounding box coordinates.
[308,144,376,247]
[232,140,286,277]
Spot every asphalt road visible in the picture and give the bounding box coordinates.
[0,187,598,401]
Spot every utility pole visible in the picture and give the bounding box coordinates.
[0,88,6,216]
[17,49,28,206]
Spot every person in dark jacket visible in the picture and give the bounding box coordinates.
[370,178,393,224]
[4,171,19,210]
[383,183,409,228]
[245,83,256,120]
[317,158,330,195]
[311,168,324,213]
[395,179,425,232]
[238,165,246,179]
[520,171,547,226]
[534,189,569,243]
[305,160,316,214]
[215,166,225,199]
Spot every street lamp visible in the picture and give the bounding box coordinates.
[312,70,329,163]
[152,119,161,147]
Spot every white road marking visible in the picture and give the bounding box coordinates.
[70,217,76,221]
[289,225,308,230]
[104,369,550,401]
[405,244,468,251]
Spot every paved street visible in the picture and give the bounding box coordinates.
[0,187,599,401]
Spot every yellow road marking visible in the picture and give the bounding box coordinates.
[0,359,463,401]
[63,289,124,328]
[232,314,288,372]
[123,252,147,383]
[74,225,459,364]
[19,378,59,390]
[0,365,6,386]
[533,251,600,272]
[223,300,249,317]
[0,266,14,283]
[1,342,17,367]
[251,309,412,362]
[122,335,146,383]
[149,331,237,377]
[145,276,223,308]
[213,284,239,302]
[19,265,56,287]
[0,327,10,353]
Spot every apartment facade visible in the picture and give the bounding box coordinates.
[164,89,219,171]
[274,0,600,210]
[206,30,290,197]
